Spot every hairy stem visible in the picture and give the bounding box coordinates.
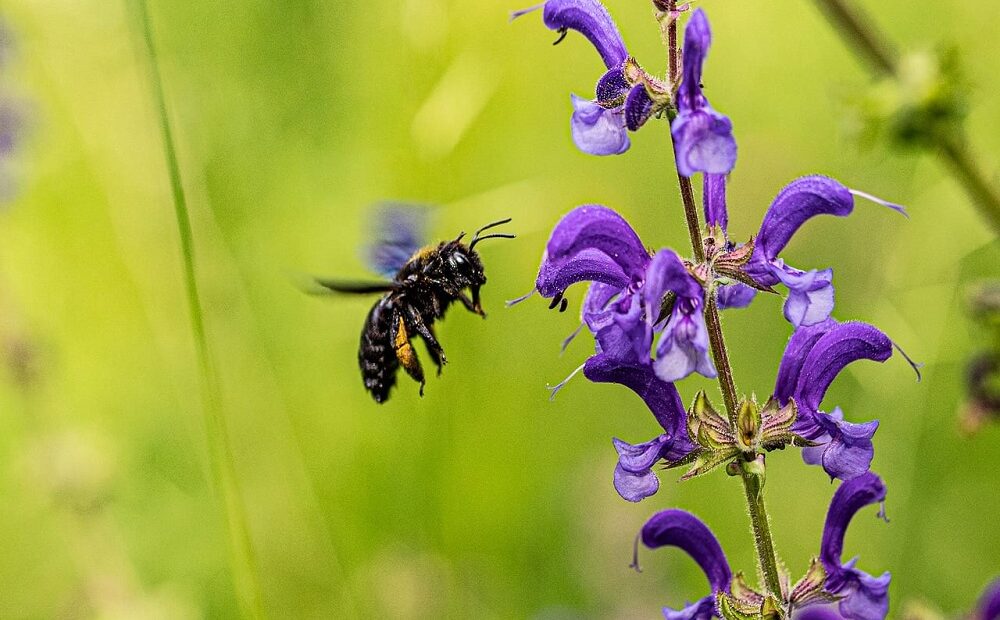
[135,1,266,617]
[812,0,1000,235]
[664,8,782,586]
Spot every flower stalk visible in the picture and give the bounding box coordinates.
[812,0,1000,235]
[663,6,782,595]
[134,1,266,617]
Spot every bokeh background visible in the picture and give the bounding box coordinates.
[0,0,998,618]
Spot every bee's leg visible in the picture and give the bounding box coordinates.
[391,311,426,396]
[420,326,445,376]
[457,291,486,318]
[404,305,448,367]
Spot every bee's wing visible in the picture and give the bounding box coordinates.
[309,278,395,296]
[365,203,431,277]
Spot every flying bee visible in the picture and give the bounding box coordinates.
[312,205,515,404]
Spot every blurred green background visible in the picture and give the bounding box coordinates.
[0,0,998,618]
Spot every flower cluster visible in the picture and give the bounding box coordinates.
[512,2,925,619]
[641,473,890,620]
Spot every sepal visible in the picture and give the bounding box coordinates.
[789,558,841,610]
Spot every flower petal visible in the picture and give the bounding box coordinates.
[678,8,711,112]
[753,176,854,269]
[671,107,737,177]
[703,173,728,232]
[584,354,696,460]
[541,0,628,68]
[536,204,649,296]
[624,84,655,131]
[820,472,890,620]
[596,65,630,103]
[774,318,838,404]
[795,322,893,413]
[570,95,630,156]
[812,409,879,481]
[643,249,703,325]
[613,462,660,502]
[774,265,835,328]
[717,283,756,310]
[642,509,732,593]
[655,298,716,382]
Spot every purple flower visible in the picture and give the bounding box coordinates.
[641,509,731,620]
[671,9,737,177]
[533,205,712,378]
[774,320,894,481]
[585,355,696,501]
[523,205,709,501]
[974,577,1000,620]
[707,174,904,328]
[513,0,661,156]
[820,472,891,620]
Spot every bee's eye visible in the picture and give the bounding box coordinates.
[452,253,467,266]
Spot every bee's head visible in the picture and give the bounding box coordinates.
[441,243,487,289]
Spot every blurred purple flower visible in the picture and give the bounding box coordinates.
[974,577,1000,620]
[641,509,731,620]
[820,472,891,620]
[773,320,893,481]
[671,9,737,177]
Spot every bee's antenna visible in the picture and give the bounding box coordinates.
[470,233,516,249]
[470,217,514,249]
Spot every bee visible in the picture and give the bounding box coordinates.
[313,206,515,404]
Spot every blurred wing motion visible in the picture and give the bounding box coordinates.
[313,279,394,295]
[365,203,430,277]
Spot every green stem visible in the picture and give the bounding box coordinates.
[134,2,266,617]
[665,111,783,598]
[812,0,1000,236]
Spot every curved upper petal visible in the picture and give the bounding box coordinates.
[820,471,886,573]
[642,509,732,594]
[678,8,711,113]
[795,322,893,413]
[541,0,628,68]
[570,95,630,156]
[584,353,696,459]
[754,176,854,265]
[774,318,838,404]
[536,204,649,296]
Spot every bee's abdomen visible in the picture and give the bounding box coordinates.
[358,298,399,403]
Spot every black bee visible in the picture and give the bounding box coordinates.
[313,206,514,403]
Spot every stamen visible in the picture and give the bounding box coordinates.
[546,363,585,401]
[508,3,544,22]
[560,323,584,354]
[506,288,536,307]
[892,341,923,382]
[553,27,569,46]
[629,531,643,573]
[849,188,909,218]
[877,501,890,523]
[559,297,569,313]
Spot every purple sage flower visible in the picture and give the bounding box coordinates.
[773,319,894,481]
[820,472,891,620]
[512,0,662,156]
[532,205,714,380]
[641,509,731,620]
[671,9,737,177]
[704,174,905,328]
